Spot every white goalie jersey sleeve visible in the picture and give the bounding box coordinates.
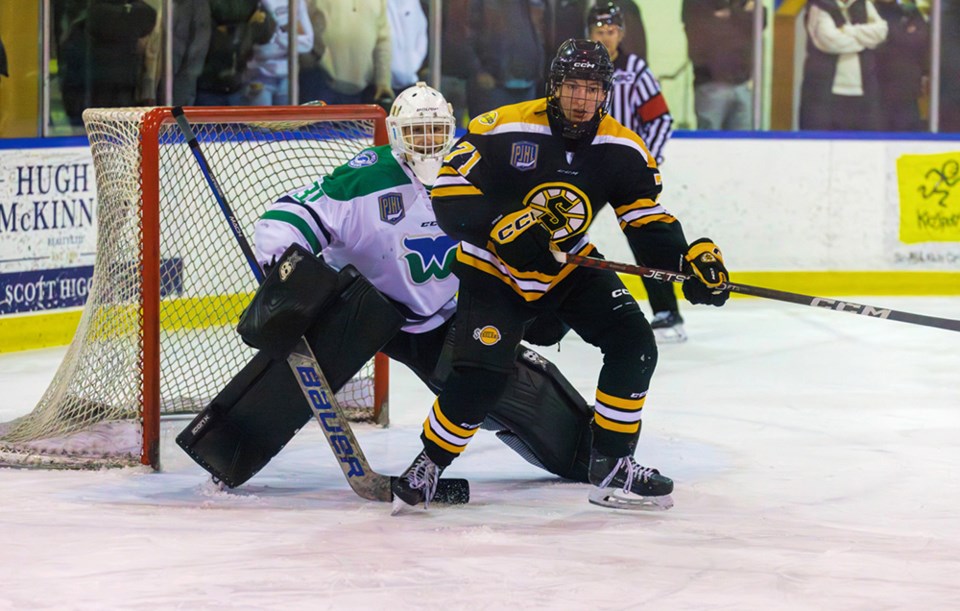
[254,147,459,333]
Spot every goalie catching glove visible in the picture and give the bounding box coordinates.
[681,238,730,306]
[490,208,563,275]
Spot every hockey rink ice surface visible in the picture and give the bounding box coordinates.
[1,297,959,609]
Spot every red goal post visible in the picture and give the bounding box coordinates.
[0,105,391,470]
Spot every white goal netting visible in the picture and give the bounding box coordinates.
[0,106,389,468]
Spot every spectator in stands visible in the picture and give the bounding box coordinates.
[299,0,394,106]
[941,1,960,132]
[196,0,276,106]
[244,0,313,106]
[56,0,157,126]
[463,0,546,119]
[139,0,212,105]
[873,0,929,132]
[387,0,428,96]
[439,0,471,127]
[682,0,765,131]
[798,0,888,131]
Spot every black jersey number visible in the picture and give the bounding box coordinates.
[443,141,481,176]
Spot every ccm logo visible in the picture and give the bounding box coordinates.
[495,210,538,242]
[573,62,596,69]
[612,288,631,298]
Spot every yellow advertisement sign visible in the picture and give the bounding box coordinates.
[897,152,960,243]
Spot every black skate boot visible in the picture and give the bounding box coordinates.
[588,449,674,510]
[391,450,445,514]
[650,310,687,343]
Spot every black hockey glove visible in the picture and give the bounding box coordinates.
[681,237,730,306]
[490,208,563,275]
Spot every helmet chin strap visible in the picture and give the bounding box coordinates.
[407,156,443,187]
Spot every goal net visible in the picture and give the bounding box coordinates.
[0,105,391,469]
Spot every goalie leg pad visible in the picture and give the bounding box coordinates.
[485,345,594,482]
[177,265,404,488]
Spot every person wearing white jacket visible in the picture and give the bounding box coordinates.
[387,0,428,91]
[244,0,314,105]
[799,0,888,131]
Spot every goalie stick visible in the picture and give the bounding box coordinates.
[171,107,469,503]
[552,251,960,333]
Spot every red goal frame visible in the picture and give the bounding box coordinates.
[137,106,391,467]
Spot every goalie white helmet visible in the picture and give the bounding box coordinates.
[387,82,457,186]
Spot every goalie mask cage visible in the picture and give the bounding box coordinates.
[0,105,391,470]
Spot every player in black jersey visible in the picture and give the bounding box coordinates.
[392,39,730,512]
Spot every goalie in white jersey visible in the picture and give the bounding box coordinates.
[253,83,595,483]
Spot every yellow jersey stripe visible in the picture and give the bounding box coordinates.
[614,198,660,216]
[620,214,677,229]
[456,244,594,302]
[432,184,484,198]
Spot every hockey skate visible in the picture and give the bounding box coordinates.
[391,450,444,514]
[588,449,674,511]
[650,311,687,344]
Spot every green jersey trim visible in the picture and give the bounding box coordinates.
[261,210,321,253]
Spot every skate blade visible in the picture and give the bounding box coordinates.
[390,496,424,516]
[588,486,674,511]
[653,325,687,344]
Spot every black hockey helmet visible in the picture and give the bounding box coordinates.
[546,39,615,140]
[587,2,624,29]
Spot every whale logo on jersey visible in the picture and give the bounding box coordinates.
[402,235,458,283]
[379,193,405,225]
[523,182,593,241]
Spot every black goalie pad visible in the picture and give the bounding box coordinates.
[484,345,594,482]
[176,265,404,488]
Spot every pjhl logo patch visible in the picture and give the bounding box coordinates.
[473,325,501,346]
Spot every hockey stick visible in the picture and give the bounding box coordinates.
[171,107,468,503]
[553,251,960,333]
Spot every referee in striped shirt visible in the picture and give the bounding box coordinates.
[588,2,686,342]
